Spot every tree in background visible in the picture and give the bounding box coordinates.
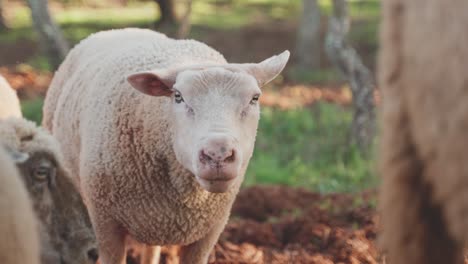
[325,0,375,153]
[295,0,321,71]
[0,0,7,30]
[176,0,193,39]
[154,0,177,27]
[26,0,69,69]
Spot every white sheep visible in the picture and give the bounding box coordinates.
[43,28,289,264]
[0,145,40,264]
[0,75,22,119]
[0,118,98,264]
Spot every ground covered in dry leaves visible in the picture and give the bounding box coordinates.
[128,186,380,264]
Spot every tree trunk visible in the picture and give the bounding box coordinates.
[325,0,375,153]
[177,0,193,39]
[154,0,177,27]
[0,0,7,31]
[26,0,69,69]
[295,0,321,70]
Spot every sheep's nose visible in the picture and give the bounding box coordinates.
[199,148,236,165]
[87,248,99,263]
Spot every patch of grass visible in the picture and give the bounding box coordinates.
[287,67,343,84]
[21,98,44,124]
[56,3,157,26]
[319,0,380,19]
[26,55,52,71]
[348,0,380,20]
[244,103,376,193]
[349,18,379,48]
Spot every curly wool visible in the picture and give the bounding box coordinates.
[379,0,468,263]
[0,118,62,162]
[0,146,40,264]
[43,28,239,252]
[0,75,22,119]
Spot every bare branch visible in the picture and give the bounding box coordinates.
[295,0,321,70]
[177,0,193,39]
[325,0,375,152]
[26,0,69,69]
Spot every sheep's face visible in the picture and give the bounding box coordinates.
[170,69,261,193]
[16,151,98,264]
[128,51,290,193]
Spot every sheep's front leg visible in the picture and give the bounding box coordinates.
[141,245,161,264]
[180,217,228,264]
[89,208,127,264]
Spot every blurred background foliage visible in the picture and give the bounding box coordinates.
[1,0,380,192]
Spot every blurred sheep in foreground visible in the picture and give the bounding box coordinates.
[0,145,40,264]
[0,75,21,119]
[379,0,468,263]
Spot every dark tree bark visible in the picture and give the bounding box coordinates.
[325,0,375,153]
[154,0,177,27]
[0,0,7,31]
[26,0,69,69]
[295,0,321,70]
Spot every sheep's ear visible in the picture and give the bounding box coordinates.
[127,70,176,97]
[236,50,290,87]
[3,146,29,164]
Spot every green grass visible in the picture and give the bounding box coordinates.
[3,0,380,39]
[287,68,344,84]
[319,0,380,19]
[1,0,380,72]
[21,98,44,125]
[245,103,376,192]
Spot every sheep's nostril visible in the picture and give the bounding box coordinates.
[223,149,235,163]
[199,150,213,164]
[87,248,99,262]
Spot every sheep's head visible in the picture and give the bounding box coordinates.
[0,118,98,264]
[127,51,290,193]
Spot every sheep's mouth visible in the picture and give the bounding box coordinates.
[195,175,236,193]
[198,170,236,182]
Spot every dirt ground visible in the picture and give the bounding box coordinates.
[126,185,380,264]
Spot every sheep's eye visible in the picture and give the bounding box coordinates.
[250,94,260,105]
[33,166,51,182]
[174,91,184,104]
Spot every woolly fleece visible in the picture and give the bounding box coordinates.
[43,28,270,264]
[0,75,22,119]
